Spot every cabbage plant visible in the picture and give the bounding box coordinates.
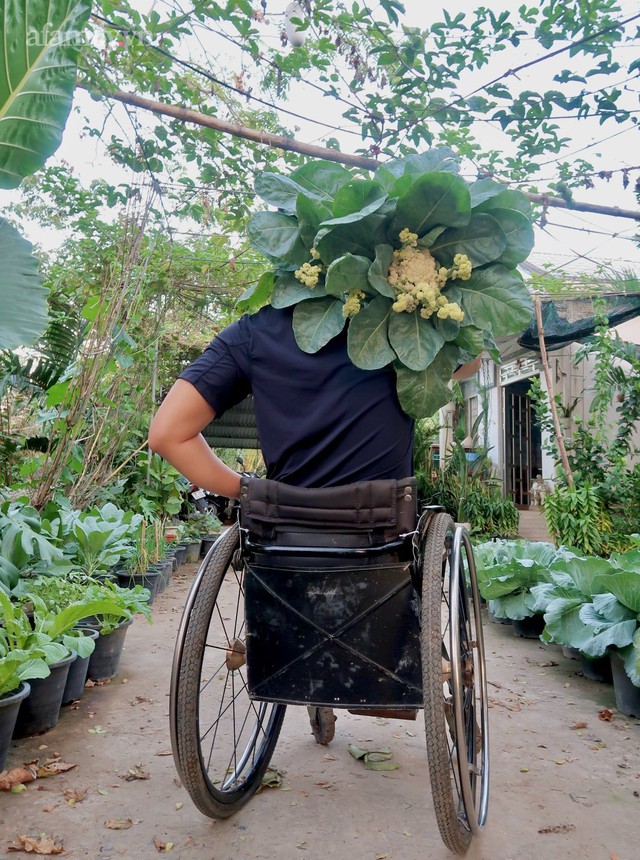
[241,148,534,418]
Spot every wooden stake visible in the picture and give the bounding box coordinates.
[533,292,574,487]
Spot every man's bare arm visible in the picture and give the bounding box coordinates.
[148,379,242,499]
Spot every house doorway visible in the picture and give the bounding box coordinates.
[504,378,543,507]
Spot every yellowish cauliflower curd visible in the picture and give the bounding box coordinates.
[388,230,470,322]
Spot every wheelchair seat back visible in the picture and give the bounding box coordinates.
[239,477,423,709]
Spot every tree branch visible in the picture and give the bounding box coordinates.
[89,86,640,222]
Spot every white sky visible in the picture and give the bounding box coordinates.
[3,0,639,276]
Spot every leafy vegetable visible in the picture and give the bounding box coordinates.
[242,148,534,418]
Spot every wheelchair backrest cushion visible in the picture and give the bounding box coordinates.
[239,476,417,544]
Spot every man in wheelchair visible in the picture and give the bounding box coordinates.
[148,304,487,854]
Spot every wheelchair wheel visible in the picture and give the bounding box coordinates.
[170,525,286,818]
[421,513,490,855]
[307,706,337,745]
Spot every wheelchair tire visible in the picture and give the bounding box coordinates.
[307,706,337,745]
[421,513,489,854]
[170,525,286,818]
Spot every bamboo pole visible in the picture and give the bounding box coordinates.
[87,86,640,222]
[533,291,574,487]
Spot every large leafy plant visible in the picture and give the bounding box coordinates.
[241,148,534,418]
[0,0,92,350]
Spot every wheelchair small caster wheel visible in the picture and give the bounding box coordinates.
[307,707,337,745]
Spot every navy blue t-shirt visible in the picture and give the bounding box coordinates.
[179,305,413,488]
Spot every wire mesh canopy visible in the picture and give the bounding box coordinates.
[518,293,640,352]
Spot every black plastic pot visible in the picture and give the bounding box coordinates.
[13,653,76,738]
[610,651,640,717]
[580,653,613,684]
[512,615,546,639]
[185,540,202,564]
[157,559,173,591]
[62,629,100,705]
[200,534,220,558]
[0,682,30,770]
[85,617,133,682]
[174,544,187,566]
[116,569,161,604]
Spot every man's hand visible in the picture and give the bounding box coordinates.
[148,380,242,499]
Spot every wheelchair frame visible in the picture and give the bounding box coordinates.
[169,509,489,855]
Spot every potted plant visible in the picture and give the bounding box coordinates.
[533,545,640,707]
[77,579,152,682]
[474,539,558,636]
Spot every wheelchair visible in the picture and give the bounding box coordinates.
[169,476,489,855]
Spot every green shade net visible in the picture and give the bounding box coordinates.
[518,294,640,352]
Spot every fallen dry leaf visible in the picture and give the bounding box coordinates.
[7,833,64,854]
[599,709,615,722]
[130,696,153,706]
[154,750,172,757]
[37,759,76,778]
[570,721,588,730]
[538,824,576,834]
[0,765,38,791]
[153,836,174,852]
[104,818,133,830]
[120,765,150,781]
[63,788,88,805]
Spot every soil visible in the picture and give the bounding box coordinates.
[2,560,640,860]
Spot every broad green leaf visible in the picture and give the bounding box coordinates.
[392,172,470,238]
[543,597,594,650]
[592,592,637,623]
[454,324,485,356]
[367,245,396,299]
[236,271,276,313]
[325,254,371,298]
[0,0,92,188]
[394,343,459,419]
[247,211,308,268]
[377,147,459,184]
[347,295,395,370]
[271,272,327,308]
[416,226,447,249]
[490,592,536,621]
[458,266,533,337]
[292,297,345,353]
[0,218,48,349]
[490,209,535,267]
[476,188,532,218]
[388,313,445,371]
[254,172,306,212]
[332,180,387,218]
[483,332,501,364]
[578,605,636,657]
[553,556,616,597]
[316,213,387,264]
[622,636,640,686]
[469,178,506,208]
[596,571,640,613]
[321,194,388,228]
[290,161,352,199]
[296,194,333,249]
[433,314,460,342]
[430,213,507,267]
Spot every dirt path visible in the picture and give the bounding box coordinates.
[2,562,639,860]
